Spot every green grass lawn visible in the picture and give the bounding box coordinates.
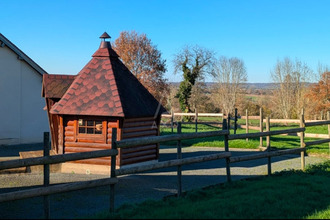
[159,122,329,156]
[88,160,330,219]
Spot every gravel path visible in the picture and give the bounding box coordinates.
[0,145,328,219]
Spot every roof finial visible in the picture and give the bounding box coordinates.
[100,32,111,41]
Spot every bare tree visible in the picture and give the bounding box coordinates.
[173,45,215,113]
[213,56,247,116]
[113,30,169,105]
[270,57,313,119]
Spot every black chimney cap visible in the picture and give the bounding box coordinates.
[100,32,111,40]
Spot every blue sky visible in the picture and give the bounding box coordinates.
[1,0,330,83]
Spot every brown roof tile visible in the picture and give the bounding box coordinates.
[42,74,75,98]
[49,35,166,118]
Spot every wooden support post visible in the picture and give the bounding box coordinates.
[266,117,271,176]
[110,128,117,214]
[222,119,231,182]
[195,109,198,133]
[327,111,330,156]
[259,108,263,148]
[43,132,50,219]
[227,113,231,131]
[246,109,249,142]
[171,109,174,133]
[300,113,305,170]
[321,110,323,120]
[177,122,182,197]
[234,108,238,134]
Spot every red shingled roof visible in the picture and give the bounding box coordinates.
[42,74,75,98]
[49,34,166,118]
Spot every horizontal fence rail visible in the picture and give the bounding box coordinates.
[305,138,330,147]
[162,113,224,117]
[305,120,330,127]
[0,149,118,170]
[241,117,328,124]
[0,177,118,203]
[230,147,306,163]
[228,127,305,140]
[116,152,231,176]
[116,130,229,148]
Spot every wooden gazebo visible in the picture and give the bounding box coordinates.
[42,32,166,172]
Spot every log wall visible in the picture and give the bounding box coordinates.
[60,116,160,167]
[120,117,159,166]
[63,117,120,166]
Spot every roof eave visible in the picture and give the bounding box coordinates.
[0,33,48,75]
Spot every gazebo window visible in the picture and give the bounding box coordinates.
[78,119,103,134]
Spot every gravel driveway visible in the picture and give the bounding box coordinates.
[0,144,328,219]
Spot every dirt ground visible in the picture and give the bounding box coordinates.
[0,144,328,219]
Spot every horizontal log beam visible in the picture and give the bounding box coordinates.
[0,177,118,203]
[124,117,156,122]
[107,122,118,128]
[64,142,111,148]
[116,152,231,176]
[121,154,157,165]
[65,146,109,153]
[64,131,74,136]
[123,121,154,128]
[162,113,223,117]
[305,120,330,127]
[122,130,157,139]
[241,116,260,120]
[123,125,157,133]
[65,126,74,131]
[116,130,229,148]
[230,147,305,163]
[0,149,118,170]
[121,145,157,154]
[228,127,305,140]
[305,138,330,146]
[67,121,75,126]
[70,158,111,165]
[122,149,157,160]
[197,113,223,117]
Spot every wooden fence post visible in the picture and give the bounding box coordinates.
[300,113,305,170]
[321,110,323,120]
[327,111,330,155]
[222,119,231,182]
[246,109,249,142]
[266,117,271,176]
[177,122,182,197]
[43,132,50,219]
[259,108,263,148]
[227,113,231,131]
[110,128,117,213]
[195,109,198,133]
[171,109,174,133]
[234,108,238,134]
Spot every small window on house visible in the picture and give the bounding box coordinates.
[78,119,103,134]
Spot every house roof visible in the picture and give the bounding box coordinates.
[49,32,167,118]
[0,33,47,75]
[42,74,76,98]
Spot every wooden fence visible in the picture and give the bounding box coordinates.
[0,114,329,219]
[161,108,240,134]
[241,109,330,147]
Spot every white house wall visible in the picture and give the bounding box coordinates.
[0,45,49,145]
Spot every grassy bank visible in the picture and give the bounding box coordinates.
[89,160,330,219]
